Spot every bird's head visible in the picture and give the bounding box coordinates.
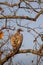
[17,28,23,33]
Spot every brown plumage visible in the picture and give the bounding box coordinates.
[10,29,23,52]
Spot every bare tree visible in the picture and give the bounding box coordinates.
[0,0,43,65]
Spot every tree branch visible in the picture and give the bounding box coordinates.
[35,10,43,20]
[0,15,35,21]
[0,10,43,21]
[0,2,19,7]
[0,49,43,65]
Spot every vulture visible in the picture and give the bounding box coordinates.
[10,29,23,52]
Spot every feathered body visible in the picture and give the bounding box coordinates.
[10,29,23,52]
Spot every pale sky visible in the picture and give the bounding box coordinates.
[0,0,43,65]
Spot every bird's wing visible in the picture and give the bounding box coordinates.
[10,34,17,48]
[10,33,23,51]
[17,34,23,49]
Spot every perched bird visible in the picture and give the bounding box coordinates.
[10,29,23,52]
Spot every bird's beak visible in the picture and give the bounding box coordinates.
[17,29,23,32]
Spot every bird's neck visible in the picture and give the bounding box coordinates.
[16,32,20,35]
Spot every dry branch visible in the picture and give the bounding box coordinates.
[0,10,43,21]
[0,49,43,65]
[0,15,35,21]
[0,2,19,7]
